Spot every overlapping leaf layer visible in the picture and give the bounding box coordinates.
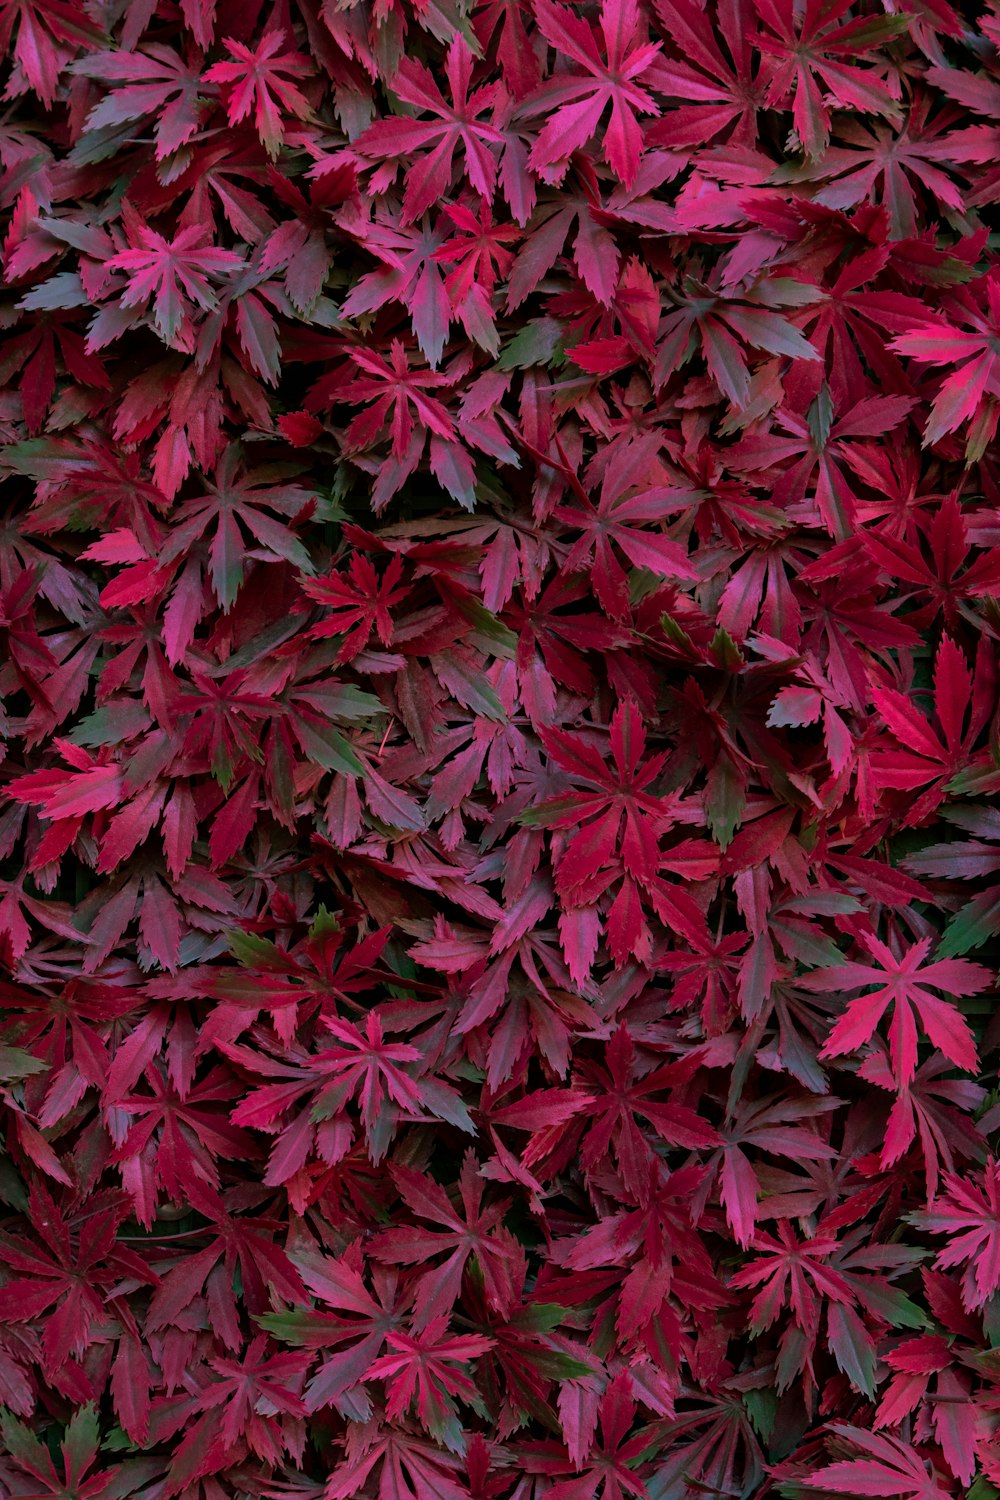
[1,0,1000,1497]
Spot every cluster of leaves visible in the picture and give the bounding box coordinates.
[2,0,1000,1498]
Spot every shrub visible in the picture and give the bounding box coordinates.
[0,1,999,1497]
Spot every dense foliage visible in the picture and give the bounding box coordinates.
[1,0,1000,1496]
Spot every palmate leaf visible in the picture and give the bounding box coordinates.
[804,1423,952,1500]
[905,803,1000,955]
[525,0,665,188]
[203,31,314,157]
[156,443,316,611]
[799,933,990,1085]
[355,38,505,224]
[99,209,244,350]
[72,46,207,161]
